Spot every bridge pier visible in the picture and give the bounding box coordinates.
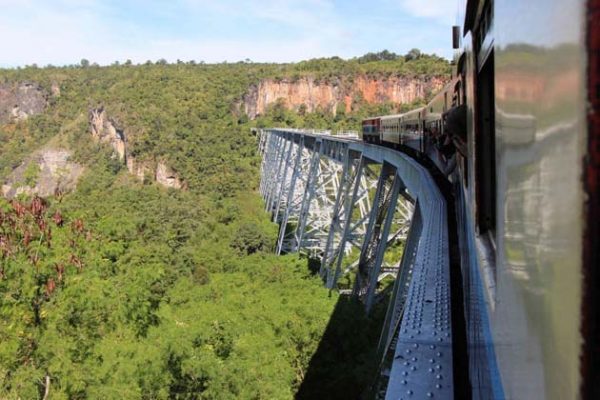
[353,162,404,313]
[294,140,323,252]
[275,135,305,254]
[319,147,354,280]
[327,156,373,288]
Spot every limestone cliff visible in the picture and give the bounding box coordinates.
[126,157,183,189]
[0,81,49,123]
[241,75,448,119]
[155,161,183,189]
[89,107,126,161]
[89,107,182,189]
[1,149,84,198]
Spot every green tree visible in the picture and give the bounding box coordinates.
[404,48,422,61]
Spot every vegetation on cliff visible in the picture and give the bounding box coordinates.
[0,51,448,399]
[293,49,449,78]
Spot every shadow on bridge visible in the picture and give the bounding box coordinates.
[295,285,388,400]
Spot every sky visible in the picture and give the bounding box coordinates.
[0,0,458,67]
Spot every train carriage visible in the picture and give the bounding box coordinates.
[361,0,599,398]
[399,107,426,152]
[379,113,402,145]
[361,117,381,143]
[378,107,427,153]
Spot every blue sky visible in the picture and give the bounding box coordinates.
[0,0,458,67]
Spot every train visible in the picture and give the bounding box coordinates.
[361,78,461,171]
[361,0,599,399]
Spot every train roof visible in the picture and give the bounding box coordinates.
[399,106,426,119]
[377,107,426,121]
[363,105,429,123]
[379,113,405,121]
[363,78,462,124]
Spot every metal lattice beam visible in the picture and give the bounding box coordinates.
[352,163,404,313]
[257,128,453,399]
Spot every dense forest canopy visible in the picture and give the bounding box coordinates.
[0,51,449,399]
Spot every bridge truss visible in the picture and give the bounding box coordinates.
[258,129,454,399]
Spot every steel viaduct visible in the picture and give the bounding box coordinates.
[258,128,454,399]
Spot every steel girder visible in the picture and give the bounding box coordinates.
[257,128,453,399]
[258,129,413,299]
[352,162,404,314]
[274,136,306,254]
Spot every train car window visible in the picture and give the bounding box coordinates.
[464,0,479,33]
[453,80,461,107]
[476,51,496,238]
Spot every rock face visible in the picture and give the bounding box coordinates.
[0,81,49,123]
[89,107,126,161]
[155,161,183,189]
[126,157,150,182]
[90,107,182,189]
[241,75,448,119]
[1,149,84,198]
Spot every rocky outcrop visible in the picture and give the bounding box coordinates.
[89,107,126,161]
[240,75,448,119]
[126,157,150,182]
[0,81,49,123]
[155,161,182,189]
[89,106,182,189]
[1,149,84,198]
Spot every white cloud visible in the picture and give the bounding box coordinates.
[399,0,457,25]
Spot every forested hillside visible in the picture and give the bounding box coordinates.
[0,52,450,399]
